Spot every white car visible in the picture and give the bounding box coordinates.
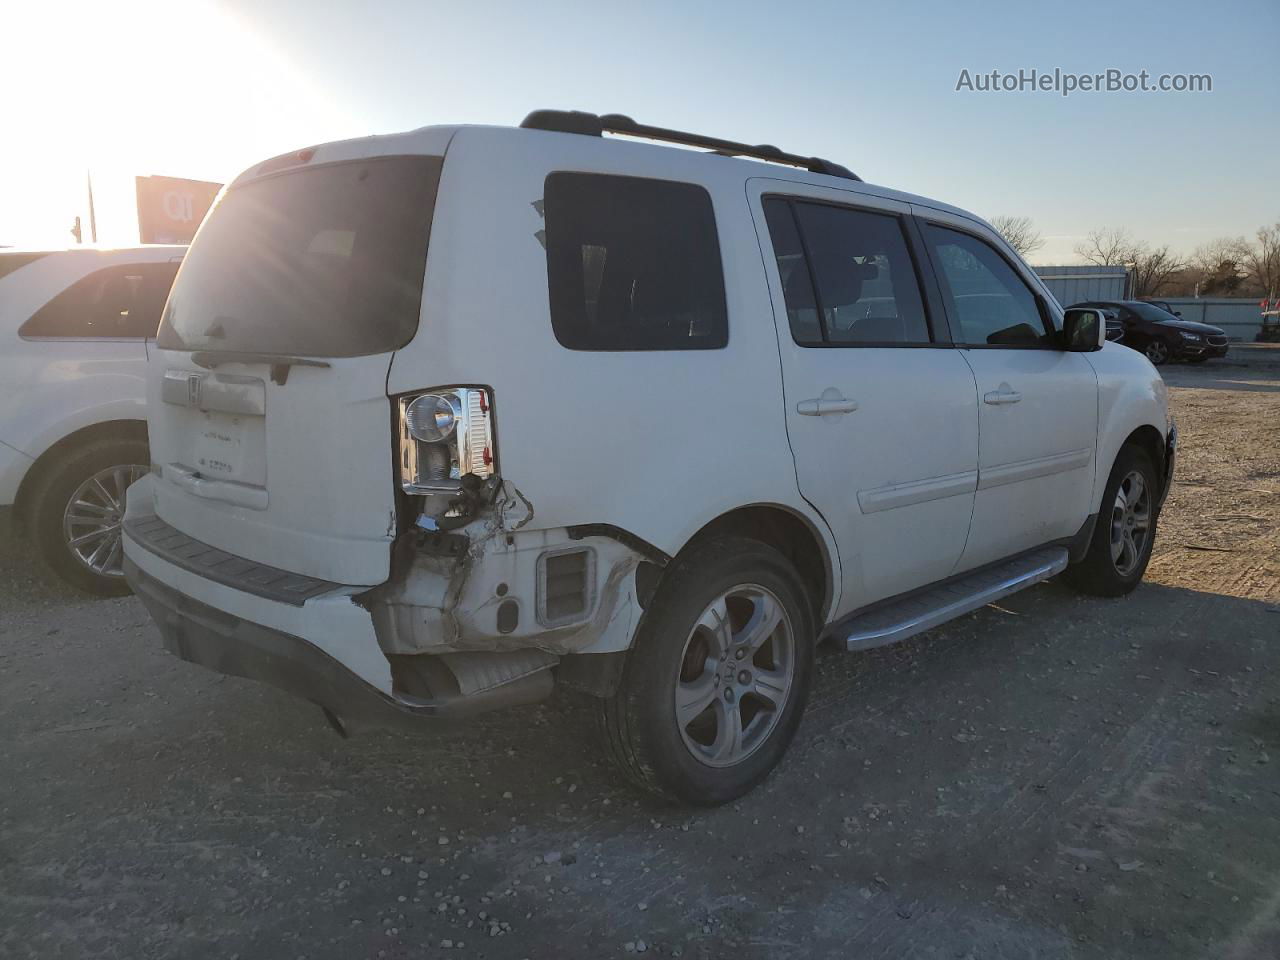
[0,246,184,593]
[123,112,1174,804]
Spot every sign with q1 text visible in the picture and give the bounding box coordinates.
[136,175,222,244]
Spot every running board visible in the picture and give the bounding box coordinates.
[836,547,1070,652]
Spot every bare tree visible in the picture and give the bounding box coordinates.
[1075,227,1139,266]
[1074,227,1183,296]
[990,215,1045,259]
[1190,236,1247,274]
[1128,246,1186,298]
[1241,221,1280,300]
[1187,236,1249,296]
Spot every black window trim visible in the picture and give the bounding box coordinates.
[785,198,828,346]
[227,152,441,192]
[19,333,151,343]
[760,193,952,349]
[917,217,1063,351]
[544,170,730,353]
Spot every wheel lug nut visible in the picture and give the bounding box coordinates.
[734,648,746,660]
[723,689,735,703]
[738,670,751,685]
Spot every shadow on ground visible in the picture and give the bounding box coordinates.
[3,574,1278,959]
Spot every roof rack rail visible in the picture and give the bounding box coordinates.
[520,109,862,182]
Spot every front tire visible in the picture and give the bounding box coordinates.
[1143,339,1171,365]
[1065,445,1159,597]
[599,537,816,805]
[27,438,149,596]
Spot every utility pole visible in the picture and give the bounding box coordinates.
[86,171,98,243]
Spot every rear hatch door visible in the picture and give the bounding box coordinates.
[148,152,443,586]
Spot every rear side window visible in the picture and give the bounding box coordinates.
[761,200,822,344]
[544,173,727,351]
[923,225,1052,346]
[158,156,441,357]
[20,262,179,338]
[762,198,930,345]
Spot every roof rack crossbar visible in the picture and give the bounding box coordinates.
[520,110,861,182]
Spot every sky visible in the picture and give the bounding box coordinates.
[3,0,1277,263]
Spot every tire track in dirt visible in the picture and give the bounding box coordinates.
[1148,525,1280,603]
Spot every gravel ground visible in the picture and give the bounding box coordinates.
[2,347,1279,960]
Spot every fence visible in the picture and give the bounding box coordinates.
[1032,265,1269,340]
[1155,298,1268,341]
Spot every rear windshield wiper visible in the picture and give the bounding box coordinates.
[190,351,331,386]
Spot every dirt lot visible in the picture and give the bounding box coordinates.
[3,347,1278,960]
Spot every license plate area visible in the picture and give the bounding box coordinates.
[187,411,266,487]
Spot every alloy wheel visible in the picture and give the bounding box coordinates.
[1110,469,1152,577]
[1144,340,1169,364]
[62,464,147,578]
[674,584,795,768]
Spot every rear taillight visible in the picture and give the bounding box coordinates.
[398,387,496,496]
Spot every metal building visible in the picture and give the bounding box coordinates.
[1034,265,1129,307]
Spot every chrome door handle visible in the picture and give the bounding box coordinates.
[797,396,858,416]
[983,388,1022,406]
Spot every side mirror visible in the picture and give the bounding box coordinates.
[1062,308,1105,352]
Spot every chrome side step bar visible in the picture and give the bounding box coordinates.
[836,547,1070,652]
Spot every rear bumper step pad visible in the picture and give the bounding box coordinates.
[125,514,336,606]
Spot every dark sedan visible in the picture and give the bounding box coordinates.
[1072,299,1229,365]
[1140,299,1182,317]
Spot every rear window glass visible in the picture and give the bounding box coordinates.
[543,172,727,351]
[157,156,441,357]
[1130,301,1179,322]
[20,262,179,338]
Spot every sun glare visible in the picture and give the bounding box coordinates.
[1,0,357,247]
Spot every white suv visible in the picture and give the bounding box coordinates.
[123,112,1175,804]
[1,246,183,593]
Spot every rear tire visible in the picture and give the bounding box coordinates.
[27,438,149,596]
[1065,445,1159,597]
[599,536,816,805]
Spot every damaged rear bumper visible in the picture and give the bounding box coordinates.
[125,556,554,729]
[121,474,643,727]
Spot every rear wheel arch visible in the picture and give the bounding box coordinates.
[674,504,835,629]
[12,420,149,534]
